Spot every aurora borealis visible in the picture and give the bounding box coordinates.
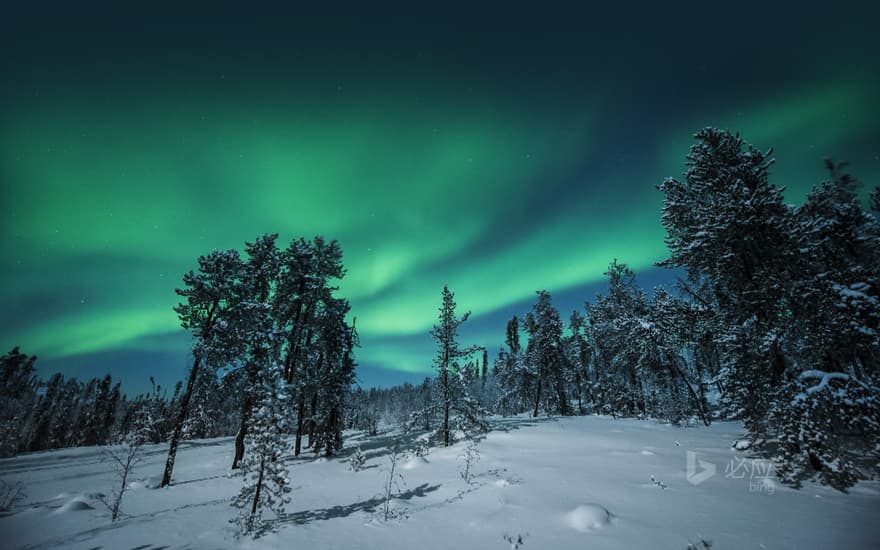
[2,4,878,392]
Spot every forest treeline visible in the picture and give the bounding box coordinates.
[2,128,878,498]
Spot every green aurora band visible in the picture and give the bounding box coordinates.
[1,5,878,388]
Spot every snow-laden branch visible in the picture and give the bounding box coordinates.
[799,370,851,395]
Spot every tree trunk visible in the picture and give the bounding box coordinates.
[295,393,306,456]
[231,400,251,469]
[670,360,711,427]
[555,364,568,416]
[576,372,584,414]
[283,281,306,383]
[692,356,710,426]
[250,457,265,523]
[442,341,450,446]
[324,406,339,457]
[285,298,315,384]
[232,358,260,469]
[442,367,450,447]
[307,391,318,448]
[160,353,202,487]
[533,377,543,417]
[770,340,786,384]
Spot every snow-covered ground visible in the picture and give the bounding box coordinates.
[2,415,878,549]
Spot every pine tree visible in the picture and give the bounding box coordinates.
[494,316,536,415]
[564,311,593,414]
[311,302,358,456]
[637,288,712,425]
[658,130,879,488]
[772,161,880,488]
[162,248,245,487]
[233,234,282,469]
[415,286,489,446]
[0,348,37,457]
[50,378,81,448]
[82,374,114,446]
[231,362,292,537]
[586,260,650,417]
[274,237,347,457]
[657,128,794,436]
[790,160,880,377]
[27,372,63,452]
[182,367,225,440]
[524,291,571,416]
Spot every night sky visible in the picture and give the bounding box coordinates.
[2,4,878,394]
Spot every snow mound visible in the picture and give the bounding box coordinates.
[565,503,611,532]
[402,457,428,470]
[54,497,94,513]
[732,439,751,451]
[494,479,511,488]
[640,450,656,455]
[127,476,162,490]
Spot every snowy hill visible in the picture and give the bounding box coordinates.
[1,415,878,549]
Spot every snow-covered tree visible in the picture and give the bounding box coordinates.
[100,412,150,522]
[790,160,880,378]
[162,248,245,487]
[81,374,120,446]
[657,128,794,436]
[0,348,37,457]
[182,367,227,440]
[411,286,489,446]
[586,260,650,417]
[25,372,63,452]
[273,237,349,457]
[494,316,536,415]
[231,362,292,537]
[310,299,358,456]
[770,161,880,488]
[524,291,571,416]
[657,130,880,488]
[232,233,282,469]
[581,261,714,425]
[772,370,879,490]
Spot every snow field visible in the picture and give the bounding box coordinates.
[1,415,879,549]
